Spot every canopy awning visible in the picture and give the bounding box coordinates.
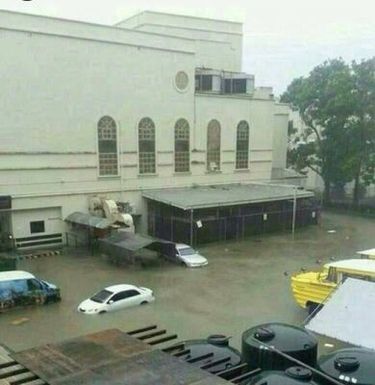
[305,278,375,350]
[143,183,314,210]
[65,212,113,229]
[100,232,156,252]
[98,232,175,256]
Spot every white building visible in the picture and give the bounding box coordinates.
[0,10,316,249]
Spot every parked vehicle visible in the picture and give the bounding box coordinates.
[291,259,375,313]
[78,284,154,314]
[0,270,61,310]
[171,244,208,267]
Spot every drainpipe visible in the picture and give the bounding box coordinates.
[190,209,194,246]
[118,120,124,201]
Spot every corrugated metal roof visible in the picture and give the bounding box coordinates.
[12,329,229,385]
[305,278,375,350]
[100,232,156,252]
[65,212,112,229]
[143,183,314,210]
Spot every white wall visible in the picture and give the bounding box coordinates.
[0,10,194,54]
[12,207,63,248]
[116,11,243,72]
[272,103,290,169]
[0,10,288,243]
[195,95,275,181]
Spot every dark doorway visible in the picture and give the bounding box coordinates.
[0,211,13,252]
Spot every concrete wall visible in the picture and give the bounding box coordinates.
[272,103,290,169]
[192,94,275,182]
[0,10,194,54]
[116,11,243,72]
[12,207,62,245]
[0,10,287,246]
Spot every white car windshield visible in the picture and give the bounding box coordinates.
[179,247,196,256]
[90,289,113,303]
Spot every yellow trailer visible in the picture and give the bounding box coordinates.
[291,259,375,313]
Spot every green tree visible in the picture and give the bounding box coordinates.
[282,59,356,203]
[349,58,375,204]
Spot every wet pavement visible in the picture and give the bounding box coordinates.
[0,211,373,355]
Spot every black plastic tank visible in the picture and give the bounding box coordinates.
[241,323,318,371]
[245,366,320,385]
[171,335,241,374]
[317,348,375,385]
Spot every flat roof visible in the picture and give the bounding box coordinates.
[306,278,375,350]
[0,270,34,282]
[116,10,242,27]
[142,183,314,210]
[357,248,375,257]
[325,258,375,273]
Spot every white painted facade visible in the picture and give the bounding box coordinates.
[116,11,243,72]
[0,10,290,249]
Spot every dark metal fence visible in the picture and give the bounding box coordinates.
[148,199,320,245]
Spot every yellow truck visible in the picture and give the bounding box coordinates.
[291,259,375,313]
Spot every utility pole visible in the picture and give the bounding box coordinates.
[292,186,297,239]
[190,209,194,246]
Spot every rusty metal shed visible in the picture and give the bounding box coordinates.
[8,328,229,385]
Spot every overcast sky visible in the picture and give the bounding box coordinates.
[1,0,374,95]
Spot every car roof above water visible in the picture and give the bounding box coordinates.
[0,270,35,282]
[175,243,193,249]
[104,284,140,292]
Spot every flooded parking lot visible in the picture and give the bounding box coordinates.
[0,211,373,354]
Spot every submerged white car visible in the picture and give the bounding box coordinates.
[78,284,154,314]
[175,243,208,268]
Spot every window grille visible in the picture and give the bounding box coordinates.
[139,117,156,174]
[236,120,249,169]
[98,116,118,176]
[207,119,221,171]
[174,119,190,172]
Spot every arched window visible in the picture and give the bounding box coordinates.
[236,120,249,169]
[138,117,156,174]
[97,116,118,176]
[174,119,190,172]
[207,119,221,171]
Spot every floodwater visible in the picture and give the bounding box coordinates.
[0,211,373,355]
